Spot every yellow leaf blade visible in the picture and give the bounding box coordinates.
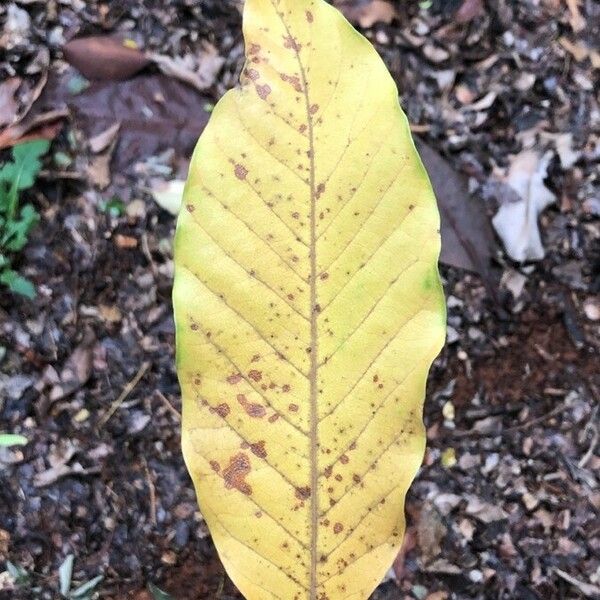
[174,1,446,599]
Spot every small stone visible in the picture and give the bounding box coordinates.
[442,400,455,421]
[583,297,600,321]
[469,569,484,583]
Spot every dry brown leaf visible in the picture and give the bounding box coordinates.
[0,77,22,128]
[148,44,225,92]
[0,106,67,150]
[63,36,151,80]
[89,122,121,153]
[337,0,397,28]
[455,0,484,23]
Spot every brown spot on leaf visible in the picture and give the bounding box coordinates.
[237,394,267,419]
[246,68,260,81]
[340,454,349,465]
[256,83,271,100]
[250,440,267,459]
[324,466,333,478]
[227,373,242,385]
[248,369,262,382]
[283,35,302,52]
[210,460,220,473]
[186,204,195,213]
[353,474,361,483]
[282,384,291,393]
[268,413,280,423]
[235,164,248,180]
[288,403,299,412]
[212,403,230,418]
[333,523,344,534]
[316,182,326,199]
[223,453,252,495]
[249,43,261,55]
[295,486,311,500]
[306,10,314,23]
[310,104,319,115]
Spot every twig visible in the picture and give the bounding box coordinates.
[98,361,151,428]
[449,402,571,439]
[142,457,157,526]
[155,391,182,421]
[578,407,598,469]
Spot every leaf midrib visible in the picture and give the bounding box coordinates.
[266,3,320,598]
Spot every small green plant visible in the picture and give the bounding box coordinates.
[0,140,50,299]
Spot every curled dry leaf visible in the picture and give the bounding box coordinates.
[63,36,151,81]
[174,1,445,598]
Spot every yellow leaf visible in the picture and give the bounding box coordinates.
[173,1,445,598]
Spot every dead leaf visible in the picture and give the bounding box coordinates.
[417,504,447,563]
[150,179,185,215]
[336,0,397,28]
[0,108,67,150]
[49,330,95,402]
[38,71,211,173]
[0,78,22,128]
[492,150,556,262]
[87,151,113,189]
[63,36,151,81]
[149,43,225,92]
[455,0,484,23]
[466,496,508,523]
[415,139,499,297]
[89,122,121,153]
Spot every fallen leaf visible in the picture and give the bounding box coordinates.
[38,71,211,173]
[492,150,556,262]
[336,0,397,28]
[0,78,22,128]
[89,122,121,153]
[455,0,484,23]
[417,504,447,563]
[49,330,95,402]
[465,496,508,523]
[150,179,185,215]
[0,108,67,150]
[63,36,151,81]
[415,139,499,294]
[149,43,225,92]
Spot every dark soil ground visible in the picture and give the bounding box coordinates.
[0,1,598,599]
